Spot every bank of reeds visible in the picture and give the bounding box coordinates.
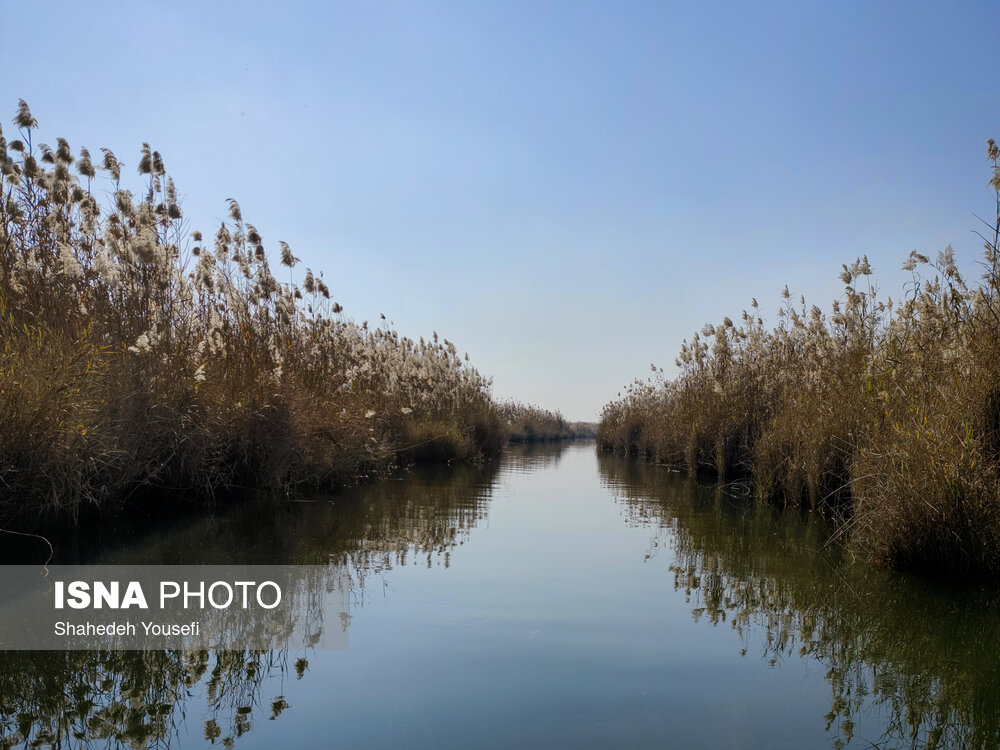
[0,101,504,520]
[499,401,596,442]
[599,140,1000,575]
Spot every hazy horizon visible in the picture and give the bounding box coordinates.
[5,0,999,420]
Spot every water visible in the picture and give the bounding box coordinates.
[3,442,999,748]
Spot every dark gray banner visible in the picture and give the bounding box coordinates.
[0,566,349,650]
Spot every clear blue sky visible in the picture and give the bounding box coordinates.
[4,1,998,420]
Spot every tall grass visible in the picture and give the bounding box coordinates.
[0,100,504,520]
[599,140,1000,575]
[498,401,596,442]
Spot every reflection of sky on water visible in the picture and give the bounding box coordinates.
[3,443,998,748]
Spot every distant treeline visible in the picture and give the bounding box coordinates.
[498,401,597,442]
[0,101,513,520]
[600,140,1000,577]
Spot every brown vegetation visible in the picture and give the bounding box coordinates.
[0,100,505,520]
[599,140,1000,575]
[498,401,596,442]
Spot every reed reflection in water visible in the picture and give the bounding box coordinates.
[599,453,1000,750]
[0,453,510,748]
[4,443,999,749]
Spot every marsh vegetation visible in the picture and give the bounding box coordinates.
[599,141,1000,575]
[0,100,509,520]
[498,401,597,442]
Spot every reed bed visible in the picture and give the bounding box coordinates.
[0,101,505,520]
[498,401,595,442]
[599,140,1000,575]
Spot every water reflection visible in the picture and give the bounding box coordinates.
[0,456,508,748]
[598,453,1000,750]
[499,440,571,474]
[1,458,504,568]
[9,443,999,749]
[0,649,304,748]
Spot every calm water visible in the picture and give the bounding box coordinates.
[3,442,1000,748]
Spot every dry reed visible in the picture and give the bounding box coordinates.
[0,100,505,520]
[599,140,1000,575]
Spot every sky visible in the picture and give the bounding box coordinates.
[3,1,999,420]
